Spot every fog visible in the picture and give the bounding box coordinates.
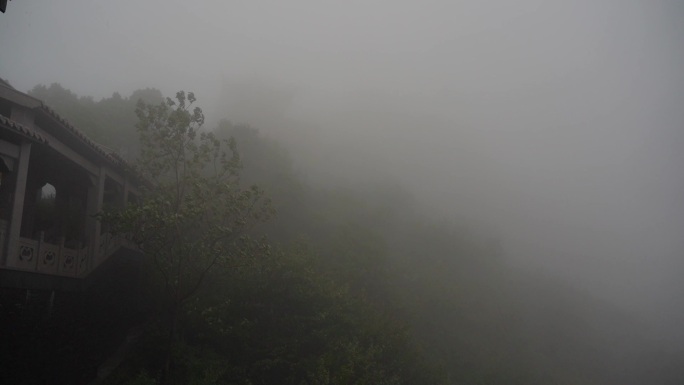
[2,0,683,368]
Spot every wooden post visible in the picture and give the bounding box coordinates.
[86,167,105,270]
[35,231,44,271]
[57,236,64,275]
[5,141,31,267]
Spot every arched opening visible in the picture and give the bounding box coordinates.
[40,182,55,199]
[34,182,57,241]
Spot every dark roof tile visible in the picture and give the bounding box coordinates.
[0,114,47,143]
[38,104,129,168]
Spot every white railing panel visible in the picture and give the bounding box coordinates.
[36,241,60,274]
[58,244,79,277]
[77,245,90,277]
[4,232,130,279]
[16,237,39,270]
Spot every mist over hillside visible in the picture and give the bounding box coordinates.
[2,1,684,384]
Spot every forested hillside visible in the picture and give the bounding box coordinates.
[18,84,683,385]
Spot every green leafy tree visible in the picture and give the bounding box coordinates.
[101,91,273,383]
[179,243,442,385]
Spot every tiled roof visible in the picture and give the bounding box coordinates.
[0,114,47,143]
[0,79,131,170]
[0,78,13,89]
[38,104,129,169]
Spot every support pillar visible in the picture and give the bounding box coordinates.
[5,141,31,267]
[86,167,105,270]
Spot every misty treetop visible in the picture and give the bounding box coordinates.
[101,90,274,316]
[29,83,163,159]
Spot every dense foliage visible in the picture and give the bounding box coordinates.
[20,84,684,385]
[94,91,439,385]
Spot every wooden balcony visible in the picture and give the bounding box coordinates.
[0,77,141,290]
[9,231,134,275]
[13,234,89,277]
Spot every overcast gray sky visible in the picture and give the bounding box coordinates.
[2,0,683,338]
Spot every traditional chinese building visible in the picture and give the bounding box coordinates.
[0,79,140,290]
